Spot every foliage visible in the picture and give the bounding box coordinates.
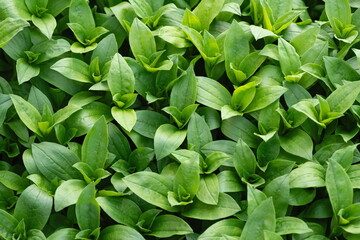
[0,0,360,239]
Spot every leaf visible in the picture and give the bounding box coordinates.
[279,128,313,160]
[196,76,231,110]
[100,225,145,240]
[32,13,57,39]
[0,17,29,48]
[326,81,360,114]
[10,94,42,135]
[275,216,313,235]
[187,113,212,152]
[69,0,95,30]
[233,138,256,178]
[96,196,142,227]
[325,0,351,29]
[224,21,249,84]
[14,184,52,230]
[0,171,28,192]
[148,215,193,238]
[244,86,287,113]
[182,193,240,220]
[32,142,81,181]
[16,58,40,84]
[82,116,108,169]
[122,171,178,212]
[0,209,19,239]
[192,0,225,30]
[133,110,169,139]
[170,66,197,111]
[250,25,277,41]
[108,53,135,96]
[326,159,353,215]
[129,0,153,18]
[76,182,100,231]
[290,162,326,188]
[196,174,219,205]
[323,57,360,86]
[51,58,91,83]
[54,179,87,212]
[111,107,137,132]
[129,18,155,61]
[154,124,187,160]
[198,218,243,240]
[221,116,261,148]
[278,38,301,76]
[240,198,276,240]
[263,174,290,217]
[47,228,79,240]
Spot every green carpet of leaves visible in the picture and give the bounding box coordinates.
[1,0,360,239]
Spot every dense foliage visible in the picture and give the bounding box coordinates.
[1,0,360,239]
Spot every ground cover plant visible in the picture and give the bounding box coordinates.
[1,0,360,239]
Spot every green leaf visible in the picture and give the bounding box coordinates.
[244,86,287,113]
[187,113,212,152]
[275,216,313,235]
[0,171,28,192]
[129,0,153,18]
[327,81,360,114]
[182,193,240,220]
[100,225,145,240]
[32,142,81,181]
[96,196,141,227]
[170,66,197,111]
[82,116,108,170]
[196,174,219,205]
[32,13,56,39]
[54,179,87,212]
[76,182,100,230]
[278,38,301,77]
[196,76,231,110]
[198,218,243,240]
[154,124,187,160]
[324,57,360,86]
[240,198,276,240]
[290,162,326,188]
[221,116,261,148]
[122,171,178,212]
[14,184,52,230]
[16,58,40,84]
[326,159,353,215]
[233,138,256,178]
[263,174,289,217]
[325,0,351,29]
[279,128,313,160]
[148,215,193,238]
[47,228,79,240]
[0,209,19,239]
[224,21,249,84]
[51,58,92,83]
[108,53,135,96]
[69,0,95,30]
[129,18,155,61]
[133,110,169,139]
[192,0,225,30]
[0,17,29,48]
[111,107,137,132]
[10,94,42,135]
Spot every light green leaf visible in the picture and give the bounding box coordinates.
[51,58,91,83]
[76,182,100,231]
[16,58,40,84]
[32,13,56,39]
[122,171,178,212]
[108,53,135,96]
[154,124,187,160]
[148,215,193,238]
[111,107,137,132]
